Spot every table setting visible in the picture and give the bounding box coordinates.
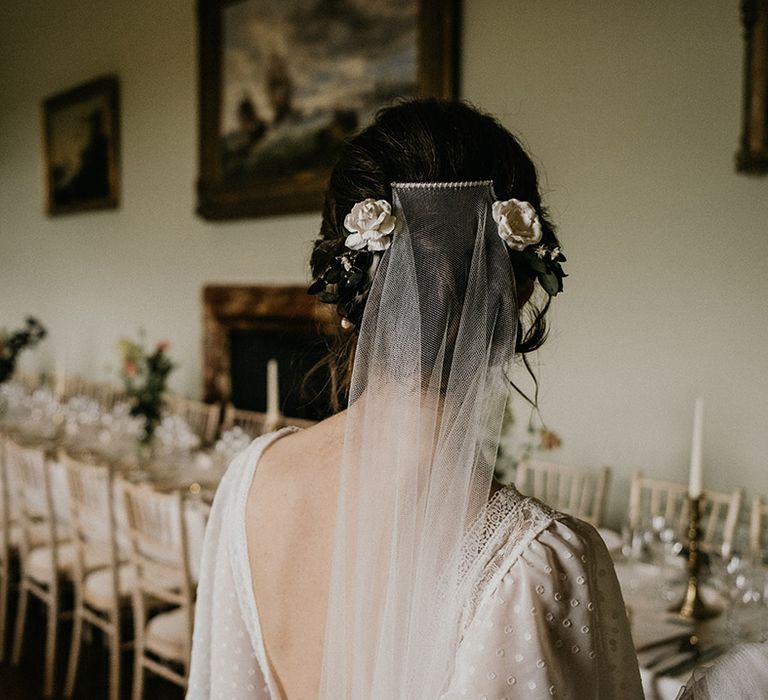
[605,399,768,699]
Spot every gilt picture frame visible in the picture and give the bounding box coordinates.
[737,0,768,174]
[196,0,460,220]
[42,75,120,215]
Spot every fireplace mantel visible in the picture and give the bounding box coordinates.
[202,284,336,405]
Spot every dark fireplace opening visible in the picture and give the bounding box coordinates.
[229,326,334,421]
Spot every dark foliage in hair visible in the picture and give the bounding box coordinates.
[309,99,561,412]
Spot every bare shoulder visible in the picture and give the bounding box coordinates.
[246,413,346,527]
[256,412,346,480]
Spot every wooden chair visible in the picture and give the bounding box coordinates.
[750,496,768,558]
[628,471,742,554]
[81,380,122,411]
[55,373,87,402]
[166,396,221,445]
[6,440,88,697]
[63,455,132,700]
[0,436,14,661]
[14,370,42,392]
[122,481,196,698]
[515,459,611,527]
[284,415,318,430]
[221,403,267,437]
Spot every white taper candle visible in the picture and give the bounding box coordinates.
[688,397,704,499]
[266,358,280,419]
[54,353,67,398]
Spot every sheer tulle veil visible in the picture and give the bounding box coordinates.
[318,181,520,698]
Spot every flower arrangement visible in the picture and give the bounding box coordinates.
[0,317,47,385]
[118,335,175,444]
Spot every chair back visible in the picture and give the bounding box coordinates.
[56,373,87,402]
[167,396,220,445]
[629,471,742,553]
[63,455,121,582]
[0,437,12,559]
[221,403,266,437]
[284,415,318,429]
[15,371,42,392]
[515,459,611,526]
[121,480,193,606]
[750,496,768,558]
[122,480,196,680]
[81,380,121,411]
[4,441,65,558]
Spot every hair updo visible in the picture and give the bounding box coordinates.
[310,99,560,411]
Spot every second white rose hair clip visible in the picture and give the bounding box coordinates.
[492,198,566,296]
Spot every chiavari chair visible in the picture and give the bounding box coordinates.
[56,373,87,402]
[221,403,267,437]
[5,440,103,696]
[166,396,221,446]
[63,455,132,700]
[515,459,611,527]
[628,471,743,554]
[81,379,123,411]
[122,480,197,699]
[750,496,768,559]
[14,370,42,393]
[0,436,13,661]
[284,415,318,429]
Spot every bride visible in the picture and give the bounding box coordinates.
[187,100,643,699]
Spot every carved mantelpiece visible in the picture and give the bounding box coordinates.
[202,284,336,405]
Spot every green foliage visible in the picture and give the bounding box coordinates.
[0,317,47,385]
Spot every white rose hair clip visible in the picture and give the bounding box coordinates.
[343,198,396,252]
[309,194,566,324]
[493,198,567,296]
[308,198,396,312]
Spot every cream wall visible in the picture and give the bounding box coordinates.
[1,1,766,527]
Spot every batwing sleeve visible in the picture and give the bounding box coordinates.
[441,515,644,699]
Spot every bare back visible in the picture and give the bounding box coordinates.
[245,412,346,700]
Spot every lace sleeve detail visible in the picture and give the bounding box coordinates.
[456,486,561,628]
[442,514,644,699]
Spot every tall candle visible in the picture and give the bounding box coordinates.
[266,358,280,419]
[688,398,704,498]
[54,353,67,398]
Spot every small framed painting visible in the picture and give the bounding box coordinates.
[737,0,768,174]
[42,75,120,215]
[197,0,460,220]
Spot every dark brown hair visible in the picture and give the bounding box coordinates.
[310,99,560,411]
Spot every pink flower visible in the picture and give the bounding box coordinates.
[156,341,170,353]
[123,360,138,378]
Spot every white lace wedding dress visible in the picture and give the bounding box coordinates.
[187,429,644,699]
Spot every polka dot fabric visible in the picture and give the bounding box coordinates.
[188,431,299,700]
[440,516,643,699]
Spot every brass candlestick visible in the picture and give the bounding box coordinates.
[669,496,720,620]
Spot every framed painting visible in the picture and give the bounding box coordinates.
[737,0,768,174]
[197,0,460,220]
[42,75,120,215]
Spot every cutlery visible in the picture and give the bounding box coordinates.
[636,632,693,654]
[654,644,725,679]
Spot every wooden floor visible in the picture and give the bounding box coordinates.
[0,593,184,700]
